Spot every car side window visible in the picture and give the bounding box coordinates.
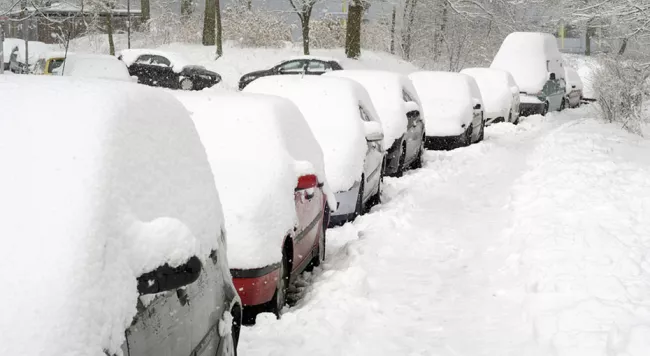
[307,60,331,72]
[278,60,305,72]
[359,105,372,122]
[135,55,171,67]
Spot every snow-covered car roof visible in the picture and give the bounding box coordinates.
[2,38,53,64]
[0,75,224,355]
[325,69,420,148]
[56,54,132,82]
[118,48,193,73]
[564,66,583,93]
[409,71,482,137]
[174,90,335,269]
[491,32,564,94]
[244,75,376,193]
[461,67,519,120]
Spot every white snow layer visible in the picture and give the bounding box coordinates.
[174,90,334,269]
[409,71,482,136]
[461,67,517,120]
[0,76,224,356]
[238,107,650,356]
[59,54,133,82]
[117,48,193,73]
[243,75,375,193]
[325,69,420,148]
[491,32,565,94]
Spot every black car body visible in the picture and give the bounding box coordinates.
[238,57,343,90]
[118,50,221,90]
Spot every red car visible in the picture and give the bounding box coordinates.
[174,90,334,325]
[231,173,329,321]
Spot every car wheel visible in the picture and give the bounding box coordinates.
[475,115,485,143]
[269,249,289,318]
[412,135,425,169]
[396,142,406,177]
[353,176,365,219]
[180,78,194,90]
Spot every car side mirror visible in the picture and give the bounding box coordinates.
[473,103,481,110]
[297,174,318,190]
[137,256,202,295]
[404,101,420,115]
[364,121,384,142]
[549,73,556,80]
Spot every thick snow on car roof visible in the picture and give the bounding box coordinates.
[244,75,373,193]
[325,69,419,148]
[564,66,583,93]
[59,54,132,82]
[118,48,193,73]
[409,71,480,136]
[174,90,334,269]
[491,32,564,94]
[0,76,223,355]
[2,38,52,64]
[461,67,517,120]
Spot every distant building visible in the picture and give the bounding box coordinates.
[4,1,141,44]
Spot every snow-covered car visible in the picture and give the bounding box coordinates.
[244,76,385,226]
[118,49,222,90]
[491,32,566,116]
[53,54,135,83]
[3,38,52,73]
[32,51,68,75]
[0,75,241,356]
[564,66,584,108]
[325,69,425,176]
[174,91,334,324]
[238,56,343,90]
[461,67,521,125]
[409,71,485,149]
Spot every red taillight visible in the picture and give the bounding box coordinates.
[297,174,318,190]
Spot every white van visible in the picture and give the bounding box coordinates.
[491,32,566,116]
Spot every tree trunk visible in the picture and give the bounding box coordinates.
[216,0,223,57]
[301,14,311,55]
[202,0,216,45]
[106,10,115,55]
[246,0,251,10]
[618,37,628,56]
[140,0,150,22]
[389,5,396,54]
[345,1,362,59]
[585,19,594,56]
[181,0,194,20]
[433,0,447,61]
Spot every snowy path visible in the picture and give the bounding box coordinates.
[238,107,650,356]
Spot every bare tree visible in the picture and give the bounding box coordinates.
[288,0,319,55]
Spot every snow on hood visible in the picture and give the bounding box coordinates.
[0,76,224,355]
[59,54,132,82]
[461,67,516,120]
[409,71,479,136]
[491,32,564,94]
[325,70,418,148]
[174,90,335,269]
[244,76,371,193]
[118,48,192,73]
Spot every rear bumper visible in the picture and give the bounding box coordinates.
[230,264,280,307]
[424,133,464,150]
[519,102,545,116]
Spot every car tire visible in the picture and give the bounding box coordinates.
[412,135,425,169]
[353,176,365,219]
[475,115,485,143]
[180,78,194,90]
[269,247,289,318]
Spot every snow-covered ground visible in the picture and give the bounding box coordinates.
[238,105,650,356]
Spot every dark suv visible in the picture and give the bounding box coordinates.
[239,56,343,90]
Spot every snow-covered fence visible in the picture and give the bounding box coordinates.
[592,57,650,135]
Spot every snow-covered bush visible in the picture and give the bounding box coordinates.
[222,7,292,48]
[592,57,650,135]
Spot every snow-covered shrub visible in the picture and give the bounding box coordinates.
[592,57,650,135]
[222,7,292,48]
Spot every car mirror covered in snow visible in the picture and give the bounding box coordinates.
[364,121,384,142]
[137,256,202,295]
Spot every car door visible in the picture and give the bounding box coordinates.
[358,105,383,201]
[147,55,177,88]
[275,60,307,76]
[293,175,324,273]
[306,60,333,75]
[125,249,226,356]
[402,89,424,161]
